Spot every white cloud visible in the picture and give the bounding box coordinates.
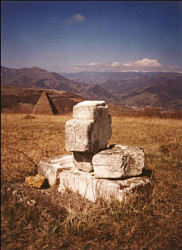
[72,14,86,23]
[87,61,121,68]
[87,62,102,66]
[68,58,182,73]
[123,58,162,68]
[122,62,132,67]
[65,14,86,23]
[110,62,121,67]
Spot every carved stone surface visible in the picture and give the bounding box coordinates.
[65,119,94,152]
[38,155,75,186]
[65,100,112,153]
[73,152,94,173]
[58,169,151,202]
[92,145,144,179]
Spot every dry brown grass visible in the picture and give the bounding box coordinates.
[1,114,182,249]
[1,114,71,183]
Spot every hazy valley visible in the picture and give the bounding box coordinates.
[1,66,182,113]
[64,71,182,110]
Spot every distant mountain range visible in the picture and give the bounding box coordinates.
[62,71,160,85]
[1,66,114,103]
[1,66,182,111]
[63,71,182,110]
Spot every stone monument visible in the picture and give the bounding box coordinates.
[38,100,151,202]
[65,101,111,172]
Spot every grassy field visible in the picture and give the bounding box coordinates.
[1,114,182,249]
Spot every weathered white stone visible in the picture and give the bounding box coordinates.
[58,169,151,202]
[65,119,94,152]
[38,155,75,186]
[36,99,151,203]
[65,100,112,153]
[107,114,112,140]
[73,100,106,120]
[73,152,94,173]
[92,145,144,179]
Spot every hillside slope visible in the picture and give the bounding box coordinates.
[1,66,114,103]
[1,86,84,114]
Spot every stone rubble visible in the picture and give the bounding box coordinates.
[25,174,49,189]
[37,100,151,202]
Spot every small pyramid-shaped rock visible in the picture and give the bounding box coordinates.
[32,91,58,115]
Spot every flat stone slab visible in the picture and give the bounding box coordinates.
[92,145,144,179]
[38,155,75,186]
[58,169,151,202]
[38,154,151,202]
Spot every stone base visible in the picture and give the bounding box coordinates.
[38,154,151,202]
[58,169,151,202]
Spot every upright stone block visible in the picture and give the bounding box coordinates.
[92,145,144,179]
[65,119,94,152]
[73,100,107,120]
[65,100,112,154]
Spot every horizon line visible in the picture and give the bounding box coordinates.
[1,65,182,74]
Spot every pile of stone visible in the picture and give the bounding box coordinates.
[38,100,151,202]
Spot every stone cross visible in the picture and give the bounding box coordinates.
[65,100,112,172]
[38,100,150,202]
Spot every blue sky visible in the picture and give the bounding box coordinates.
[1,1,182,72]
